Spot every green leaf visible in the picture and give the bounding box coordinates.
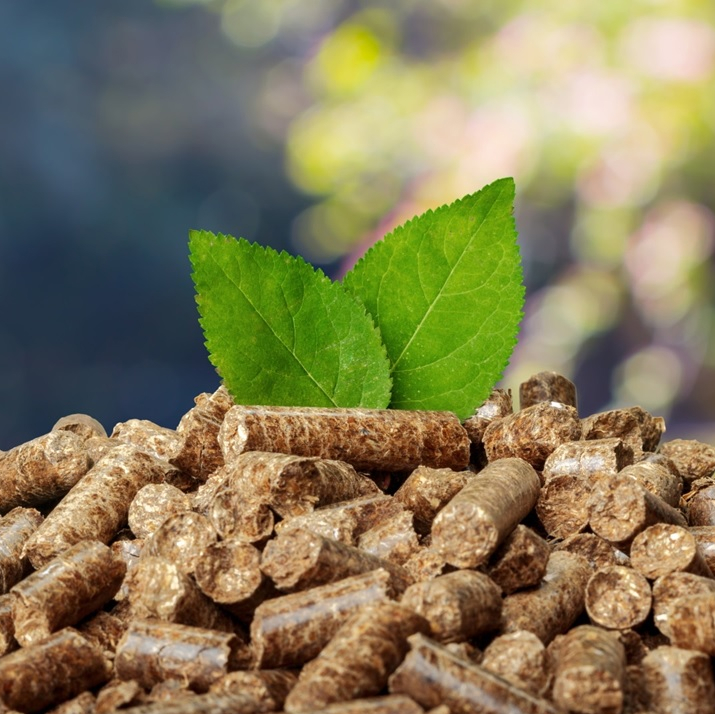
[342,177,524,419]
[190,231,392,409]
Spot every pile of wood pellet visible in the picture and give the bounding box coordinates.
[2,371,715,713]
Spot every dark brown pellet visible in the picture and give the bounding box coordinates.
[22,445,172,569]
[0,628,109,713]
[659,438,715,486]
[431,457,541,568]
[356,510,420,565]
[0,507,43,593]
[10,540,125,647]
[630,523,712,579]
[683,477,715,526]
[581,409,644,455]
[588,473,687,551]
[462,387,513,466]
[487,525,550,594]
[400,570,501,643]
[482,401,582,469]
[501,551,592,644]
[0,431,91,514]
[260,527,413,593]
[0,595,15,657]
[115,619,239,693]
[536,474,593,538]
[651,572,715,640]
[584,566,652,630]
[628,406,666,452]
[641,645,715,714]
[250,569,395,669]
[218,405,470,472]
[542,437,633,484]
[209,669,298,711]
[519,371,577,409]
[551,625,626,714]
[128,484,191,539]
[481,631,550,698]
[393,466,470,534]
[283,602,429,712]
[389,633,561,714]
[553,533,628,571]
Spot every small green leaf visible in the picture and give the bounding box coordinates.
[342,177,524,419]
[190,231,392,408]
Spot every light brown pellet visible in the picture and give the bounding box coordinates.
[402,548,451,583]
[553,533,629,571]
[111,419,182,463]
[481,631,550,698]
[536,475,593,538]
[0,507,43,593]
[618,461,683,508]
[630,523,712,579]
[0,628,109,713]
[487,524,550,594]
[584,566,652,630]
[46,690,97,714]
[389,633,561,714]
[283,602,429,712]
[218,405,470,472]
[519,371,577,410]
[127,484,191,539]
[111,538,143,602]
[250,569,396,669]
[652,572,715,640]
[356,510,420,565]
[52,413,107,441]
[641,646,715,714]
[431,457,541,568]
[0,431,91,514]
[542,438,633,484]
[551,625,626,714]
[260,527,412,593]
[115,619,240,693]
[482,401,582,469]
[659,438,715,486]
[400,570,502,643]
[501,551,592,644]
[22,445,172,569]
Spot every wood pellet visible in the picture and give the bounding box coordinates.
[3,374,715,712]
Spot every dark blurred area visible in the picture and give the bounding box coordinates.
[2,0,715,448]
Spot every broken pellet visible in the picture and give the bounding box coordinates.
[0,507,43,593]
[283,602,429,712]
[218,405,471,472]
[115,619,239,693]
[630,523,712,579]
[111,419,182,463]
[642,645,715,714]
[584,565,652,630]
[400,570,502,643]
[519,371,577,410]
[541,437,633,484]
[481,630,550,698]
[389,633,561,714]
[551,625,626,714]
[194,539,273,621]
[209,474,275,543]
[0,628,109,713]
[251,569,395,669]
[10,540,125,647]
[536,474,593,538]
[0,430,91,513]
[111,538,143,602]
[501,551,592,644]
[554,532,629,571]
[659,438,715,486]
[356,510,420,565]
[581,408,645,455]
[587,472,687,551]
[393,466,470,534]
[652,571,715,639]
[431,457,541,568]
[402,548,450,583]
[22,445,172,569]
[462,387,513,466]
[487,524,550,594]
[482,401,582,469]
[143,511,217,577]
[260,527,413,593]
[77,611,127,664]
[127,484,191,539]
[210,669,298,711]
[618,461,683,508]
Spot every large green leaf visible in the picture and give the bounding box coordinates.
[190,231,392,408]
[342,178,524,418]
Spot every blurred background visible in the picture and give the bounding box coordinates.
[1,0,714,449]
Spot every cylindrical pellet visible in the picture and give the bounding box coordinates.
[210,669,298,711]
[0,628,109,713]
[260,527,412,593]
[551,625,626,714]
[116,692,271,714]
[553,533,628,571]
[536,475,593,538]
[431,457,540,568]
[0,594,15,657]
[115,619,239,693]
[487,525,550,594]
[652,572,715,640]
[400,570,502,643]
[581,409,643,455]
[641,645,715,714]
[662,592,715,654]
[290,696,426,714]
[22,445,171,569]
[52,413,107,441]
[630,523,712,579]
[251,569,395,669]
[482,402,582,470]
[110,419,182,463]
[689,526,715,572]
[659,438,715,487]
[685,478,715,526]
[501,551,591,644]
[283,602,429,712]
[209,480,275,544]
[519,371,577,409]
[77,611,127,664]
[218,405,471,472]
[481,631,550,698]
[128,484,191,539]
[585,566,652,630]
[356,510,420,565]
[47,690,97,714]
[619,461,683,508]
[0,507,43,593]
[542,438,633,484]
[10,540,126,647]
[389,633,561,714]
[463,388,513,467]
